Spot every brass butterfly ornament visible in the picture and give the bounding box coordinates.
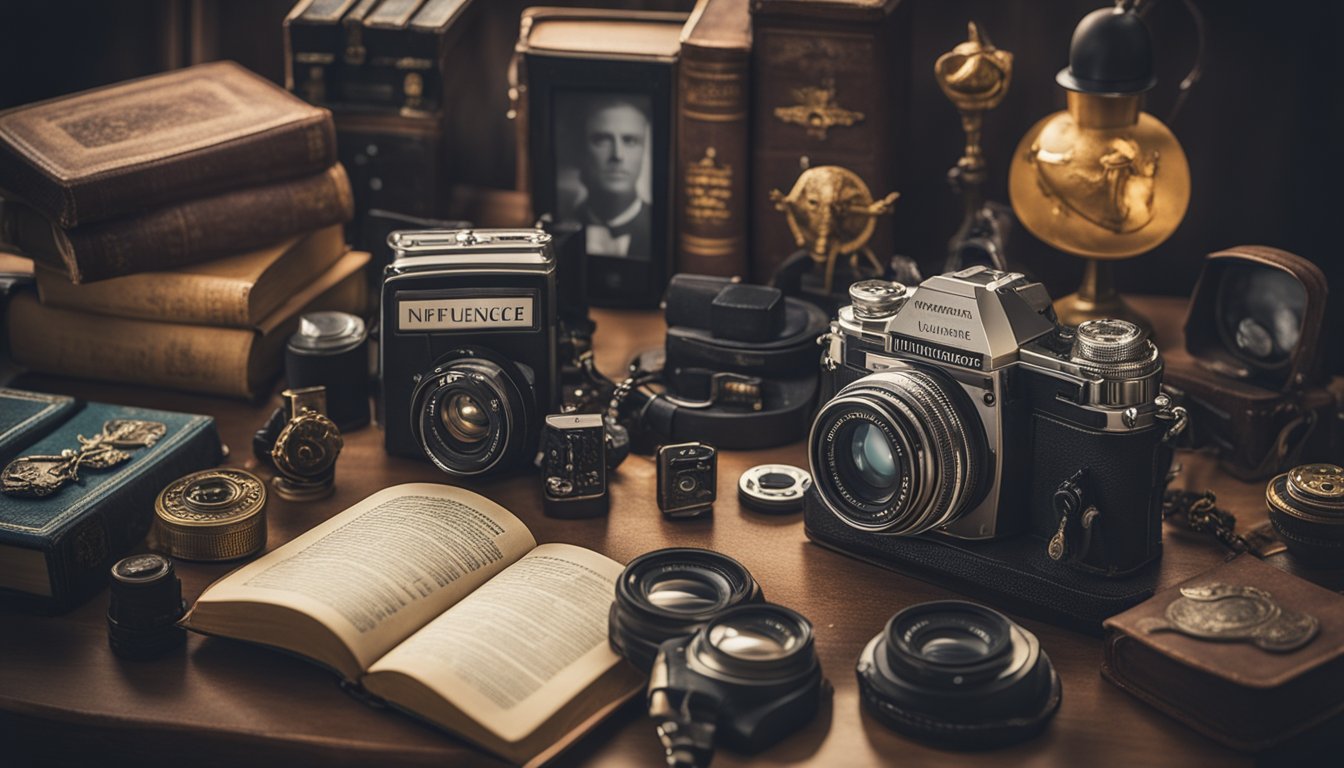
[2,420,167,498]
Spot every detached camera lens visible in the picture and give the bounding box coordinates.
[609,548,763,672]
[857,601,1061,749]
[648,604,825,762]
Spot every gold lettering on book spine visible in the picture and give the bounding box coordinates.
[685,148,733,227]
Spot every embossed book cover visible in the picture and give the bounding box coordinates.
[0,61,336,229]
[0,400,220,612]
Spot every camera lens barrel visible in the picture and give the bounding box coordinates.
[609,548,763,672]
[856,600,1061,748]
[810,369,987,535]
[107,554,187,660]
[410,355,533,477]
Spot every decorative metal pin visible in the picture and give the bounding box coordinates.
[1138,582,1319,653]
[2,420,166,498]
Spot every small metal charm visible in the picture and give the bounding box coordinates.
[1139,582,1319,653]
[2,419,166,498]
[270,386,343,502]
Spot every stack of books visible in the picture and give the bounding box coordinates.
[0,61,367,399]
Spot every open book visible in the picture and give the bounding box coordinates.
[184,483,642,765]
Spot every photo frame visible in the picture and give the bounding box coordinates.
[521,11,680,308]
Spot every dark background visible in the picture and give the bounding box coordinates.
[0,0,1338,371]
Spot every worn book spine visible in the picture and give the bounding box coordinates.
[0,404,221,613]
[6,252,368,399]
[748,0,909,281]
[33,225,347,327]
[676,0,751,277]
[14,165,354,283]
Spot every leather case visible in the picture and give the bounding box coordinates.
[1163,245,1338,480]
[1102,555,1344,751]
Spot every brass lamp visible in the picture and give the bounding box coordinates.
[1008,2,1190,331]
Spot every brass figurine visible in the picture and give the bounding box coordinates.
[270,386,343,502]
[770,165,899,293]
[935,21,1014,272]
[1008,4,1190,331]
[2,419,166,498]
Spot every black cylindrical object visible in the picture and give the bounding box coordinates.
[107,554,187,661]
[285,311,371,431]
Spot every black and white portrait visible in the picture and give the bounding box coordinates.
[554,92,654,261]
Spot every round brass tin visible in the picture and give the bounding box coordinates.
[154,468,267,561]
[1266,464,1344,568]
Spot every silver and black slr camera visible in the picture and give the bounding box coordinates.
[380,229,563,477]
[804,267,1187,614]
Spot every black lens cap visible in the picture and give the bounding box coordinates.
[738,464,812,514]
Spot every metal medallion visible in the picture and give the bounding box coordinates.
[1,419,167,498]
[154,468,267,561]
[1139,582,1318,653]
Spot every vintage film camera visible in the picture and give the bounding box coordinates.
[380,228,566,477]
[803,267,1188,630]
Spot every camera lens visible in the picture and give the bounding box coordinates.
[410,354,534,477]
[695,605,817,677]
[809,369,988,534]
[609,548,763,672]
[441,392,490,443]
[857,601,1061,748]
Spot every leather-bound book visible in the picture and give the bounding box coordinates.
[748,0,910,282]
[33,225,347,327]
[0,398,221,613]
[0,388,77,468]
[5,164,354,283]
[676,0,751,277]
[0,61,337,229]
[6,250,369,400]
[1103,555,1344,751]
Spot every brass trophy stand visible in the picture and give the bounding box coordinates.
[1008,4,1190,332]
[935,22,1013,273]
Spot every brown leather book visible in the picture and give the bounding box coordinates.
[676,0,751,277]
[6,250,368,399]
[33,225,347,328]
[748,0,910,281]
[0,61,337,229]
[5,164,354,283]
[1103,555,1344,751]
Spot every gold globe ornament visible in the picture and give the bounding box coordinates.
[1008,2,1190,332]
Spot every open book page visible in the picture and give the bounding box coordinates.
[186,483,536,677]
[364,543,628,744]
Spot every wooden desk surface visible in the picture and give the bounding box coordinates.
[0,297,1297,767]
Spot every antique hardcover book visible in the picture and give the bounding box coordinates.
[677,0,751,277]
[749,0,910,281]
[0,401,220,612]
[185,483,642,766]
[1103,555,1344,751]
[4,164,354,283]
[0,388,77,467]
[6,250,368,399]
[0,61,337,229]
[34,224,347,327]
[284,0,371,105]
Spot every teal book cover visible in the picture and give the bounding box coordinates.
[0,388,77,467]
[0,399,221,612]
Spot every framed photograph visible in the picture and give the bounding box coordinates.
[520,9,683,308]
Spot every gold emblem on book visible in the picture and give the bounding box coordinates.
[770,166,898,293]
[773,79,864,140]
[2,419,167,498]
[685,147,733,226]
[1138,583,1319,653]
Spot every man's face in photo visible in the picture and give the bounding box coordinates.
[581,102,647,200]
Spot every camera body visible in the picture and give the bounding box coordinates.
[380,229,559,477]
[656,442,718,519]
[811,267,1185,576]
